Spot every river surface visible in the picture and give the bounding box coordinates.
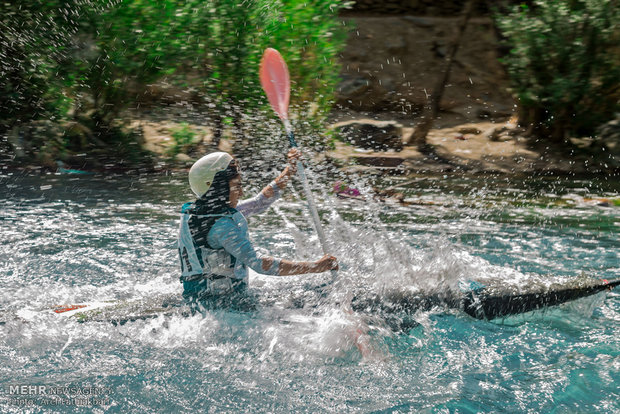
[0,170,619,413]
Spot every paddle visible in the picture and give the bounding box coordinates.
[259,49,373,356]
[259,48,335,277]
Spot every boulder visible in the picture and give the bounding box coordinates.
[402,16,435,28]
[332,119,404,151]
[597,114,620,156]
[337,75,370,101]
[336,75,391,111]
[351,154,405,167]
[336,16,513,115]
[487,126,510,142]
[458,127,482,135]
[174,153,192,163]
[385,35,407,54]
[7,121,64,163]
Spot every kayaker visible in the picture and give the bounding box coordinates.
[177,149,338,301]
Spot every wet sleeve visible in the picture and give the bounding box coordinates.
[210,218,281,275]
[236,181,281,217]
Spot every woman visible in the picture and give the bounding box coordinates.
[178,149,338,301]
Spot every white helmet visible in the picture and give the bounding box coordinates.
[189,152,233,197]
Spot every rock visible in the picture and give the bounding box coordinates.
[476,107,513,119]
[351,154,405,167]
[432,41,448,58]
[378,77,396,92]
[7,121,64,163]
[569,136,595,149]
[458,127,482,135]
[487,126,512,142]
[336,15,513,114]
[331,119,404,151]
[335,74,392,110]
[402,16,435,28]
[174,153,192,163]
[373,187,406,204]
[337,76,370,100]
[596,114,620,156]
[385,36,407,54]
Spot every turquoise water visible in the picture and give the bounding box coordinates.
[0,171,618,413]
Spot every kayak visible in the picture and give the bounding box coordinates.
[56,294,187,324]
[461,276,620,319]
[5,276,617,325]
[352,276,620,321]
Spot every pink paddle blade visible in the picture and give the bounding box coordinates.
[259,48,290,120]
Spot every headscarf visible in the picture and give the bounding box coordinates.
[188,159,241,247]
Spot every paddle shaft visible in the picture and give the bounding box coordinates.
[283,120,336,277]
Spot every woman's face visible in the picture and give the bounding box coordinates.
[228,176,243,208]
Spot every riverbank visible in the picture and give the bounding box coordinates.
[2,12,617,179]
[2,113,619,179]
[325,116,620,178]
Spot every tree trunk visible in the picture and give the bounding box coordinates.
[407,0,476,148]
[232,111,248,157]
[212,110,223,149]
[550,123,566,144]
[524,107,544,137]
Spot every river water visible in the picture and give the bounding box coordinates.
[0,170,618,413]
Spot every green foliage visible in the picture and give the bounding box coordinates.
[497,0,620,141]
[217,0,351,150]
[1,0,348,166]
[261,0,350,119]
[169,0,350,145]
[167,122,197,156]
[66,0,188,122]
[201,0,268,110]
[0,0,90,133]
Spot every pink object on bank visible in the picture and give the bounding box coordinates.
[333,181,361,197]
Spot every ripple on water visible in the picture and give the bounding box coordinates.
[0,174,618,413]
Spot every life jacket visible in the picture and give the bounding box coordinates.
[177,202,238,292]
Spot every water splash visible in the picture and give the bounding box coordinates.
[0,173,618,413]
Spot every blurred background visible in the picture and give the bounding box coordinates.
[1,0,618,178]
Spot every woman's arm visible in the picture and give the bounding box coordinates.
[215,219,280,275]
[214,218,338,276]
[235,188,280,217]
[262,255,339,276]
[236,148,301,217]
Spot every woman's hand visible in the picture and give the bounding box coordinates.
[284,148,301,177]
[314,254,339,272]
[266,149,301,195]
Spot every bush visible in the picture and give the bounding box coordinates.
[0,0,89,135]
[1,0,349,166]
[167,123,198,157]
[497,0,620,142]
[169,0,350,148]
[65,1,187,123]
[54,0,349,151]
[261,0,349,118]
